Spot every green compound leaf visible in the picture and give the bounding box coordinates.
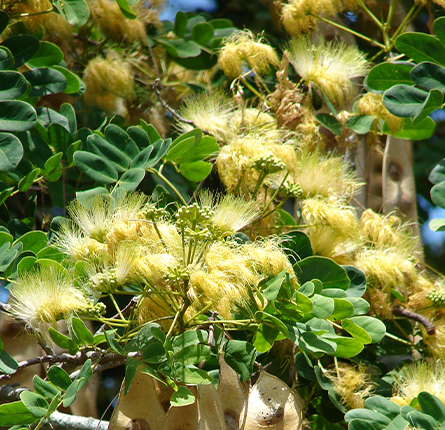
[53,0,89,26]
[88,134,130,172]
[321,335,364,358]
[330,298,354,320]
[20,391,49,418]
[0,46,13,70]
[381,117,435,141]
[0,132,23,172]
[158,39,202,59]
[0,11,9,36]
[434,17,445,47]
[410,62,445,92]
[0,401,37,425]
[345,115,375,134]
[172,330,209,353]
[33,375,60,402]
[383,85,429,117]
[74,151,118,184]
[116,168,145,191]
[62,380,81,408]
[50,65,82,94]
[1,35,39,68]
[395,32,445,66]
[223,339,256,382]
[43,152,63,182]
[48,328,78,352]
[413,89,443,124]
[0,101,37,132]
[47,366,72,391]
[253,322,281,353]
[105,125,138,157]
[343,265,367,298]
[124,357,142,395]
[174,11,188,38]
[431,182,445,208]
[417,392,445,423]
[115,0,136,19]
[429,159,445,185]
[430,218,445,232]
[405,410,438,430]
[310,294,334,319]
[261,270,286,301]
[18,168,40,192]
[192,22,214,46]
[72,317,94,346]
[315,113,342,135]
[14,230,47,253]
[280,230,313,263]
[0,349,19,374]
[175,344,211,366]
[170,386,195,407]
[342,318,372,344]
[347,316,386,343]
[23,68,67,97]
[298,331,337,354]
[179,161,212,182]
[0,71,30,101]
[366,62,414,91]
[75,358,93,390]
[27,41,63,67]
[295,256,350,290]
[176,365,213,385]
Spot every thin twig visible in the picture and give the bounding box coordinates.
[96,296,140,334]
[153,79,211,135]
[153,79,194,125]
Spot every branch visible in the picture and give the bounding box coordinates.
[41,412,108,430]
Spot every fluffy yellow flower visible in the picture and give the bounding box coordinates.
[7,266,90,333]
[83,53,135,116]
[88,0,154,43]
[328,364,374,410]
[360,209,418,252]
[218,30,280,79]
[177,90,235,141]
[286,36,369,105]
[242,239,295,281]
[216,132,298,194]
[357,93,403,134]
[198,192,259,235]
[391,360,445,407]
[292,149,360,199]
[302,197,361,263]
[281,0,342,36]
[354,247,418,293]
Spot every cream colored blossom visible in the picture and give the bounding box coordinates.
[8,266,90,333]
[218,30,280,79]
[286,36,369,105]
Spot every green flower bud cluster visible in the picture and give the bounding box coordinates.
[141,205,168,221]
[282,181,303,198]
[86,301,107,317]
[165,266,189,285]
[96,269,118,293]
[252,155,286,175]
[426,290,445,307]
[175,203,215,226]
